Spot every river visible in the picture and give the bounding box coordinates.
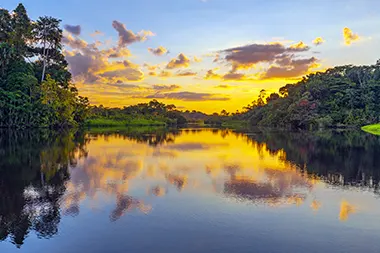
[0,128,380,253]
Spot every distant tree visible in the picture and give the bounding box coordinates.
[220,109,229,116]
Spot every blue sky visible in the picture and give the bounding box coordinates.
[2,0,380,112]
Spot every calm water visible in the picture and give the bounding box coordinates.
[1,128,380,253]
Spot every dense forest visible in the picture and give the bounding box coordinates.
[243,62,380,129]
[0,4,89,128]
[88,100,188,126]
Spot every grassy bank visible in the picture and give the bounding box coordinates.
[86,125,168,134]
[221,120,248,129]
[361,124,380,135]
[86,118,167,127]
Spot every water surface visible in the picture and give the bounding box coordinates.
[1,128,380,253]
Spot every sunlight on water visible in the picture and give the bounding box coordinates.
[65,129,319,215]
[1,128,380,253]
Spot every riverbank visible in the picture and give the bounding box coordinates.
[361,124,380,135]
[221,120,248,129]
[86,118,167,127]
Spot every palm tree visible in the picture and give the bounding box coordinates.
[33,16,62,82]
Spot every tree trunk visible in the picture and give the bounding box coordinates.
[41,27,47,83]
[41,59,47,82]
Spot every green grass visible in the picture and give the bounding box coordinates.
[361,124,380,135]
[221,120,248,129]
[86,118,166,127]
[127,118,166,126]
[86,125,168,134]
[86,119,127,127]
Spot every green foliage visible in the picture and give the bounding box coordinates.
[244,62,380,129]
[221,120,248,130]
[362,124,380,135]
[0,4,89,129]
[88,99,187,127]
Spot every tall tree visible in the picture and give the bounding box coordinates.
[33,16,62,82]
[0,43,15,79]
[0,9,12,42]
[10,4,32,58]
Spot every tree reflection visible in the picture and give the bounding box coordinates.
[244,129,380,191]
[0,130,88,247]
[87,127,181,147]
[3,127,378,248]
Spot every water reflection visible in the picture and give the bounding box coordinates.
[0,130,88,247]
[1,128,380,250]
[245,130,380,191]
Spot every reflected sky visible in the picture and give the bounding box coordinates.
[62,129,378,222]
[1,128,380,253]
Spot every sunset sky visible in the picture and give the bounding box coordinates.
[3,0,380,113]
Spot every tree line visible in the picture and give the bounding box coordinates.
[0,4,89,128]
[242,62,380,129]
[89,99,188,126]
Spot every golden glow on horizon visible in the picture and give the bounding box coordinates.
[62,20,339,113]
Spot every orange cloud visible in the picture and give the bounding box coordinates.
[215,84,231,89]
[312,37,325,46]
[148,46,168,56]
[262,57,319,79]
[122,60,139,69]
[90,30,104,37]
[158,70,172,78]
[221,42,310,72]
[194,56,202,62]
[62,34,88,49]
[99,68,144,82]
[63,36,144,84]
[223,71,252,81]
[152,84,181,91]
[105,47,131,58]
[143,63,159,71]
[289,41,309,50]
[204,69,222,80]
[343,27,360,45]
[145,91,230,101]
[204,69,253,81]
[112,20,154,47]
[166,53,191,69]
[176,71,197,77]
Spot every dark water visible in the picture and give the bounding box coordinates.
[1,128,380,253]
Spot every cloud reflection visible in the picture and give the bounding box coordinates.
[61,128,373,224]
[339,200,356,221]
[110,193,151,222]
